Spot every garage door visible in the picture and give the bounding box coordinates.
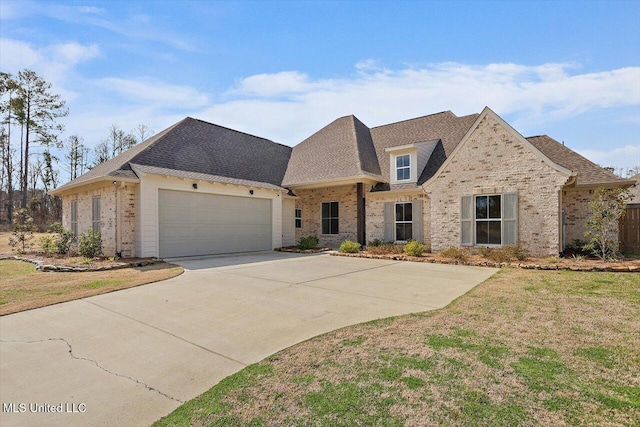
[158,189,272,258]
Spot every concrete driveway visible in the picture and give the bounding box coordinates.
[0,252,497,427]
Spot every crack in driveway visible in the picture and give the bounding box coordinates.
[0,338,183,403]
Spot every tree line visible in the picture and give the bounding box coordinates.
[1,69,152,229]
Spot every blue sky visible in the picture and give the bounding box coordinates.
[1,0,639,181]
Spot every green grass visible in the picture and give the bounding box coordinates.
[83,279,124,289]
[154,269,640,426]
[0,260,36,277]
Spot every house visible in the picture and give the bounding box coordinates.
[50,107,634,258]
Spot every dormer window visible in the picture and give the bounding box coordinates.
[396,154,411,181]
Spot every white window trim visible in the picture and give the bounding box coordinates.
[394,202,413,242]
[321,201,339,235]
[295,208,302,229]
[474,194,502,246]
[395,154,411,182]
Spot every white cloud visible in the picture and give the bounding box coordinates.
[99,78,209,108]
[578,145,640,170]
[196,62,640,148]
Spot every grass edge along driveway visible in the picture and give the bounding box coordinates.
[0,260,183,315]
[155,268,640,427]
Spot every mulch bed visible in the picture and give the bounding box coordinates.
[331,251,640,272]
[0,253,161,272]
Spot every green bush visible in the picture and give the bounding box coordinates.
[39,235,55,255]
[339,240,361,253]
[403,240,425,257]
[39,222,74,256]
[367,243,404,255]
[78,230,103,258]
[439,246,468,261]
[297,235,319,250]
[368,238,384,247]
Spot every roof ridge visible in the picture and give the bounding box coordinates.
[184,116,290,149]
[350,115,367,174]
[371,110,458,129]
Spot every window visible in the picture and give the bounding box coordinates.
[92,196,101,233]
[321,202,339,234]
[295,208,302,228]
[395,203,413,241]
[70,199,78,237]
[395,154,411,181]
[475,195,501,245]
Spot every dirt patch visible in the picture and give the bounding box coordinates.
[0,260,183,315]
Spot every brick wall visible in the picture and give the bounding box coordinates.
[365,192,430,249]
[62,182,137,257]
[425,114,570,257]
[294,185,358,247]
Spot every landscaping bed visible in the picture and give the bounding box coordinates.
[331,250,640,272]
[276,246,332,254]
[0,254,161,272]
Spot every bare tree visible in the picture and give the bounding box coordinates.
[65,135,86,180]
[134,123,154,142]
[93,124,141,166]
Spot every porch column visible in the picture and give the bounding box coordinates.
[357,182,365,246]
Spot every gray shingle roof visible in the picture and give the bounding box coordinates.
[55,117,292,192]
[370,111,480,185]
[527,135,630,186]
[282,115,382,186]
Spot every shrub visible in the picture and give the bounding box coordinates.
[368,238,384,247]
[583,187,630,260]
[8,208,37,254]
[297,235,319,250]
[78,230,103,258]
[367,243,404,255]
[504,244,529,261]
[565,239,589,256]
[39,222,74,256]
[339,240,361,253]
[404,240,425,257]
[478,245,528,262]
[439,246,468,261]
[39,235,56,256]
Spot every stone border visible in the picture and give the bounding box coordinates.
[276,247,332,254]
[330,252,640,272]
[0,254,162,272]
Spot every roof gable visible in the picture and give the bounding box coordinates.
[371,111,479,185]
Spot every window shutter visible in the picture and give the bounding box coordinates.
[460,195,473,246]
[384,202,394,241]
[502,192,518,245]
[412,200,423,243]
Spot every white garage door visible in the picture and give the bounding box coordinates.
[158,189,272,258]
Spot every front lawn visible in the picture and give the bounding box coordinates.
[0,260,183,315]
[155,268,640,426]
